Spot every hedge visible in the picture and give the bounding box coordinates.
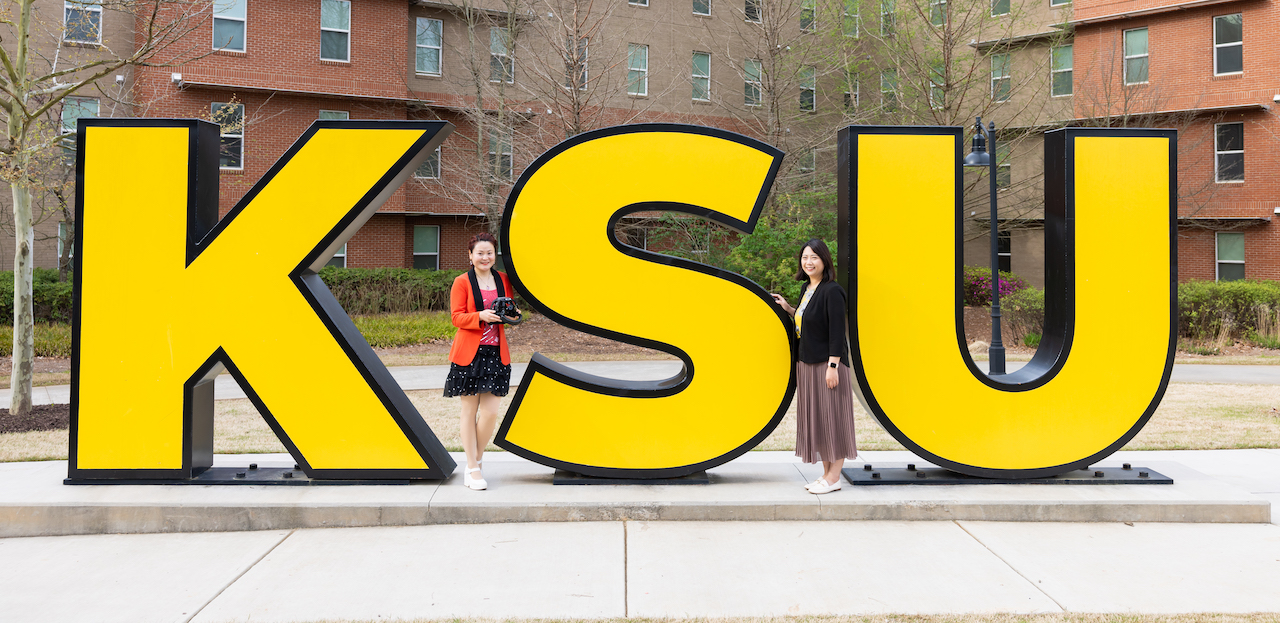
[1178,279,1280,346]
[0,269,74,323]
[318,267,465,315]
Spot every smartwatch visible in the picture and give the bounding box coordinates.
[828,362,838,368]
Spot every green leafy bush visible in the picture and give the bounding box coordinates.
[1001,286,1045,346]
[0,269,74,322]
[319,267,464,314]
[962,265,1029,307]
[1023,332,1041,347]
[1178,279,1280,347]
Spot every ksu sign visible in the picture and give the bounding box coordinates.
[68,121,1175,483]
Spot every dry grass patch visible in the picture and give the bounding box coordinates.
[1125,383,1280,450]
[0,428,67,462]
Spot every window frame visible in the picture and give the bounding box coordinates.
[320,0,352,62]
[843,0,860,36]
[694,0,712,15]
[1123,27,1149,85]
[990,53,1011,102]
[415,145,442,179]
[629,0,649,5]
[416,17,443,76]
[1215,231,1244,281]
[929,64,945,110]
[881,0,895,35]
[800,65,816,112]
[880,69,897,112]
[61,96,98,160]
[797,148,816,173]
[844,75,859,111]
[211,101,244,171]
[745,0,762,23]
[929,0,947,26]
[1049,0,1070,6]
[744,58,763,106]
[996,143,1012,190]
[997,231,1012,272]
[1051,44,1073,97]
[326,243,347,269]
[1214,121,1244,183]
[413,225,441,270]
[800,0,816,31]
[991,0,1010,17]
[627,43,649,96]
[63,1,103,45]
[487,129,513,180]
[1213,13,1242,76]
[212,0,246,52]
[318,110,349,120]
[58,222,74,261]
[692,51,712,101]
[490,27,514,83]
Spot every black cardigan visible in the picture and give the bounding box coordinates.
[796,281,850,366]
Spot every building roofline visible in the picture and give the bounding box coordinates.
[971,30,1068,51]
[1068,0,1252,26]
[1061,102,1268,124]
[180,79,428,105]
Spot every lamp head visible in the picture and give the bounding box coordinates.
[964,130,990,167]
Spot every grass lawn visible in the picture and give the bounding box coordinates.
[4,383,1276,462]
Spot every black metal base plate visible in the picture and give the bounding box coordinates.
[64,467,413,486]
[842,464,1173,485]
[552,469,710,485]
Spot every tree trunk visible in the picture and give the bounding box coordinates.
[10,178,35,417]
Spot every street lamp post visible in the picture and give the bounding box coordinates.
[963,117,1006,376]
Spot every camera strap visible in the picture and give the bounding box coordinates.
[467,268,506,324]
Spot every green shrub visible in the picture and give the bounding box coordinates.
[350,312,455,348]
[319,267,464,314]
[1178,279,1280,345]
[1001,286,1044,346]
[1023,332,1041,347]
[0,322,73,357]
[963,265,1029,307]
[0,269,74,322]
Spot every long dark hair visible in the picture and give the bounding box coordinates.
[794,238,835,283]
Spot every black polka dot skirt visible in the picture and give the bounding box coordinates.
[443,345,511,397]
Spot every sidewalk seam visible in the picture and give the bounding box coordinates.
[181,529,295,623]
[953,521,1067,613]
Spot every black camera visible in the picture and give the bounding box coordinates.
[490,297,523,325]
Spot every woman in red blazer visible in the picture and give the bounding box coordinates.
[445,232,517,491]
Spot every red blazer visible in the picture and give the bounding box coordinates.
[449,271,514,366]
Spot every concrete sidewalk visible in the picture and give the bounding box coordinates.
[3,518,1279,622]
[3,360,1277,407]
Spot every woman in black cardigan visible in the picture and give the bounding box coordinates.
[771,238,858,494]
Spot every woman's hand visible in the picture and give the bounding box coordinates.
[771,293,794,316]
[478,310,501,323]
[826,366,839,389]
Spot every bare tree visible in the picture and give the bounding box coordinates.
[0,0,212,416]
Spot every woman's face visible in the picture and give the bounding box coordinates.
[800,246,824,279]
[470,241,496,272]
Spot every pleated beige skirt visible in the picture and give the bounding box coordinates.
[795,361,859,464]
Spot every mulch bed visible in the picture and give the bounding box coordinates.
[0,404,70,434]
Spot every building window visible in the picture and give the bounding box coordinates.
[211,102,244,170]
[488,129,512,179]
[992,0,1009,16]
[990,53,1011,101]
[417,18,443,75]
[1215,122,1244,182]
[694,0,711,15]
[1215,232,1244,281]
[800,0,816,31]
[843,0,860,36]
[745,0,761,22]
[414,226,440,270]
[997,231,1011,272]
[61,96,98,160]
[565,36,587,90]
[744,59,762,106]
[929,63,945,109]
[326,243,347,268]
[58,222,74,260]
[1050,0,1070,5]
[320,0,351,62]
[1123,27,1148,85]
[800,65,815,112]
[996,143,1011,189]
[318,110,349,120]
[1051,45,1073,96]
[416,146,441,179]
[213,0,246,52]
[881,69,897,112]
[490,27,514,83]
[630,0,649,5]
[64,2,102,44]
[1213,14,1242,75]
[929,0,946,26]
[627,44,648,96]
[692,52,711,101]
[880,0,895,36]
[844,75,858,111]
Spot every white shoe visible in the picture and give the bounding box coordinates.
[808,478,842,494]
[805,478,825,491]
[464,467,487,490]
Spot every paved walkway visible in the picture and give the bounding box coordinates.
[3,360,1277,407]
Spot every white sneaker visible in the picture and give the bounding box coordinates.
[808,478,842,494]
[464,467,487,490]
